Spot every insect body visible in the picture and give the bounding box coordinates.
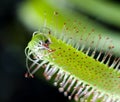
[25,31,120,102]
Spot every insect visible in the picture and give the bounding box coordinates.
[25,23,120,102]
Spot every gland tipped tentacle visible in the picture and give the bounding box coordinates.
[110,58,119,68]
[54,70,65,86]
[115,61,120,71]
[62,76,73,96]
[59,74,69,92]
[44,63,51,74]
[31,60,48,74]
[68,80,81,100]
[46,67,58,80]
[101,45,114,64]
[91,35,101,58]
[96,37,109,61]
[106,54,112,66]
[64,78,76,96]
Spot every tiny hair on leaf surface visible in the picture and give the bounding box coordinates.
[25,13,120,102]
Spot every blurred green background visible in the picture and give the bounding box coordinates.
[0,0,120,102]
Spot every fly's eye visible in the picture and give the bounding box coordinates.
[45,39,50,44]
[42,39,51,48]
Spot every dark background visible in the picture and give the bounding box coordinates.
[0,0,67,102]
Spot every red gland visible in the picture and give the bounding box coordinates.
[24,73,34,78]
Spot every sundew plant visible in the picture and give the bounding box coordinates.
[25,12,120,102]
